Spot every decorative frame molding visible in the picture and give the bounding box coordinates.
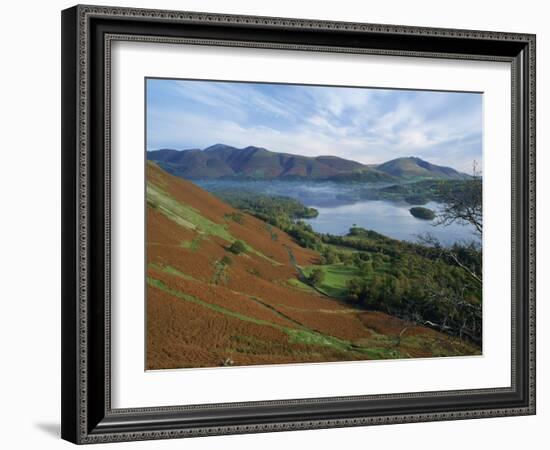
[61,4,536,444]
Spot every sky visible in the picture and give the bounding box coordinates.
[146,78,483,173]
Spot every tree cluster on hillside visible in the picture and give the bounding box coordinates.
[359,178,461,204]
[317,225,482,343]
[345,248,481,343]
[214,190,318,229]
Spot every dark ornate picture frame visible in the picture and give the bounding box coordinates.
[61,4,536,444]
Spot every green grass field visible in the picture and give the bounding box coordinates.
[302,263,362,298]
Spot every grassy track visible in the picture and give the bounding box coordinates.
[147,182,233,240]
[148,263,197,281]
[286,278,319,295]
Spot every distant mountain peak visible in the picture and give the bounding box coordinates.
[204,144,267,153]
[242,145,267,152]
[204,143,236,151]
[376,156,469,179]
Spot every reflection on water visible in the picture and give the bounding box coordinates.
[305,200,477,245]
[196,180,479,246]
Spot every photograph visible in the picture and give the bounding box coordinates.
[145,78,484,370]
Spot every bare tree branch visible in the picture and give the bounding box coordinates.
[447,251,482,286]
[435,167,482,237]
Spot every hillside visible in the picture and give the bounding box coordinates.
[146,162,478,369]
[376,157,468,179]
[147,145,468,182]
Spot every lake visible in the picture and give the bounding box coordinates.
[303,200,478,245]
[196,179,478,246]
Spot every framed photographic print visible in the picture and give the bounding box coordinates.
[61,5,536,444]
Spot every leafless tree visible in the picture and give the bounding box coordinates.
[435,160,482,237]
[422,280,482,344]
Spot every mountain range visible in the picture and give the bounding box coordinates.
[147,144,469,182]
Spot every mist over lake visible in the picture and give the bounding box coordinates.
[196,180,478,246]
[197,179,392,206]
[304,200,477,245]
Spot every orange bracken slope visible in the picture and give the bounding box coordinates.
[146,162,479,369]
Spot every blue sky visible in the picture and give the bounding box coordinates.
[146,78,482,173]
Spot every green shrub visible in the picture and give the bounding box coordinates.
[307,268,325,287]
[228,240,247,255]
[221,255,233,266]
